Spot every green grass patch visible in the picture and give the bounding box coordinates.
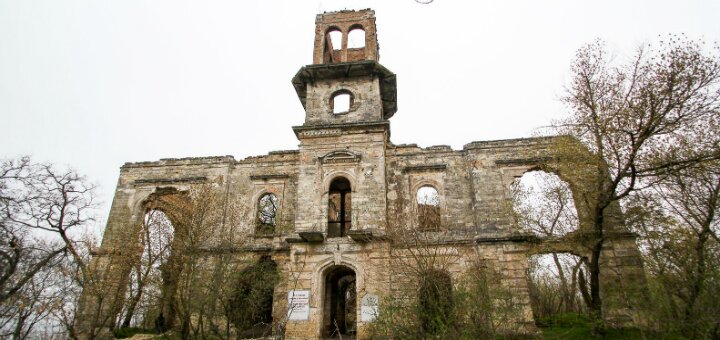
[538,313,643,339]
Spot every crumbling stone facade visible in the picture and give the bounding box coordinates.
[79,9,647,339]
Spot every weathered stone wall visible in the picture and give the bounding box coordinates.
[80,136,647,340]
[303,76,384,126]
[293,123,389,234]
[386,144,476,233]
[79,8,647,340]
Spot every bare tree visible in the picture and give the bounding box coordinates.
[0,156,102,338]
[554,36,720,332]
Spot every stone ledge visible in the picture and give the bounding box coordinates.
[298,231,325,243]
[463,136,553,151]
[123,156,235,168]
[250,174,291,181]
[403,164,447,173]
[475,235,537,244]
[494,157,552,167]
[348,230,374,243]
[134,176,208,185]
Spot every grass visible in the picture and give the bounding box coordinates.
[112,327,156,339]
[538,313,644,339]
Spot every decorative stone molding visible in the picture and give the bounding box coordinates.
[403,164,447,174]
[298,129,342,138]
[249,174,291,181]
[494,157,552,167]
[133,176,208,185]
[321,151,362,164]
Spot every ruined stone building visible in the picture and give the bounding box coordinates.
[81,9,647,339]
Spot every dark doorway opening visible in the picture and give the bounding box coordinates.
[328,177,352,238]
[323,266,357,338]
[228,256,279,338]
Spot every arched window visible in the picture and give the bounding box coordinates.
[257,193,278,234]
[511,171,578,237]
[332,91,353,114]
[328,177,352,238]
[417,186,440,230]
[327,28,343,51]
[419,270,454,334]
[122,209,174,327]
[347,27,366,48]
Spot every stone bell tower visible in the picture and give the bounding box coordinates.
[290,9,397,241]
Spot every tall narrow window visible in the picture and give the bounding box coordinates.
[328,177,352,238]
[323,27,343,63]
[347,27,366,48]
[327,29,343,51]
[257,193,278,234]
[417,186,440,230]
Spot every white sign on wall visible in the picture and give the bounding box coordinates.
[360,294,379,322]
[287,290,310,321]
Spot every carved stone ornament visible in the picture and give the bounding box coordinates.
[320,151,362,164]
[298,129,342,138]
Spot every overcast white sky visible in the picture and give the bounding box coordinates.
[1,0,719,224]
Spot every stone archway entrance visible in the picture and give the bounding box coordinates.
[323,266,357,338]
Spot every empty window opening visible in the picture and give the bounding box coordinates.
[323,266,357,338]
[328,177,352,238]
[528,253,590,320]
[121,209,175,329]
[327,29,343,51]
[419,270,454,335]
[347,28,366,48]
[228,256,280,338]
[511,171,578,237]
[332,92,352,114]
[417,186,440,230]
[257,193,279,234]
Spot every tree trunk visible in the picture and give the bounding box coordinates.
[684,231,708,336]
[552,252,572,312]
[121,285,144,328]
[589,238,605,335]
[578,267,592,309]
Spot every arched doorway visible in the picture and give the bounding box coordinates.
[120,208,175,329]
[323,266,357,338]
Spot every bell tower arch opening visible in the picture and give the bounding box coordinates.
[323,265,357,338]
[313,10,378,64]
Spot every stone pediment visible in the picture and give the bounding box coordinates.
[320,151,361,164]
